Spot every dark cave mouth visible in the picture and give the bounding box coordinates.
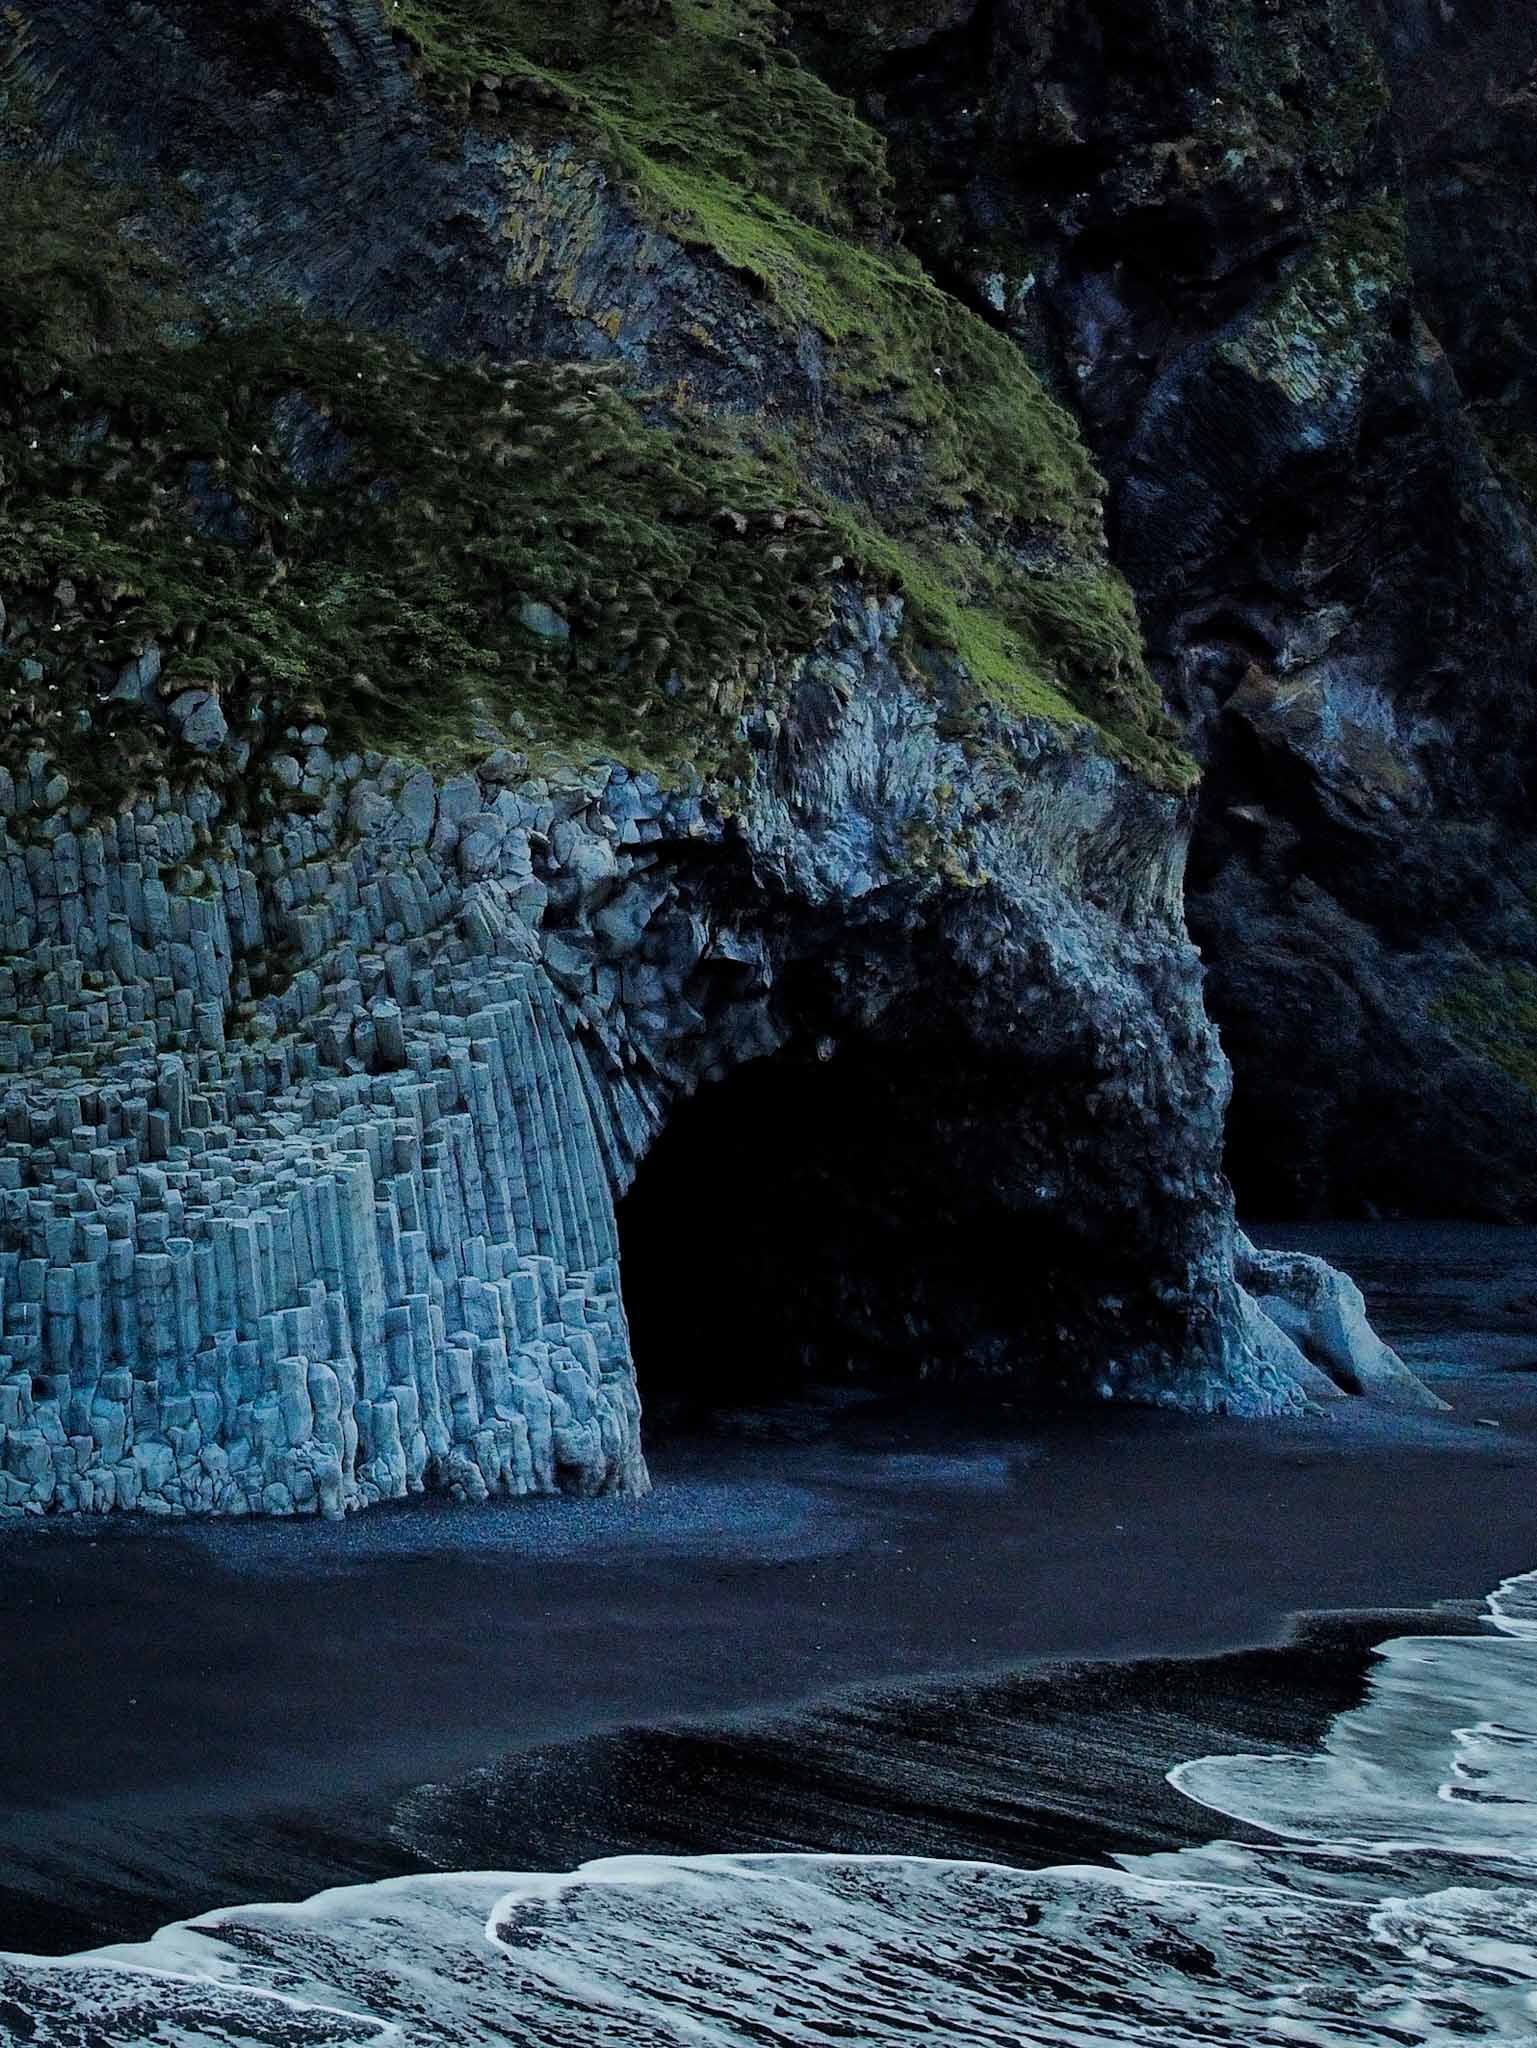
[615,1050,912,1437]
[613,1041,1137,1439]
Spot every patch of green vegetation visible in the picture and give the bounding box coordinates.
[1324,195,1410,280]
[1,0,1194,796]
[391,0,890,230]
[1434,963,1537,1097]
[390,0,1097,526]
[380,0,1188,778]
[1222,195,1407,400]
[815,511,1163,757]
[0,171,854,796]
[0,164,196,384]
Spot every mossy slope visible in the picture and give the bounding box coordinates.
[0,0,1193,792]
[0,172,855,791]
[391,0,1188,774]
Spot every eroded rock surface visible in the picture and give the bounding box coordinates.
[0,0,1445,1516]
[0,587,1331,1517]
[1235,1232,1442,1412]
[789,0,1537,1215]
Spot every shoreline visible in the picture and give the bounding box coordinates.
[0,1378,1533,1953]
[0,1221,1533,1952]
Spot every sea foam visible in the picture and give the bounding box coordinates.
[3,1572,1535,2046]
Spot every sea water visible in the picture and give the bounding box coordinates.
[2,1569,1533,2045]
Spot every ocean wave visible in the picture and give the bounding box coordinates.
[2,1572,1534,2047]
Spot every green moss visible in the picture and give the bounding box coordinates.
[0,169,197,387]
[1220,196,1407,401]
[392,0,890,229]
[813,511,1173,766]
[380,0,1188,779]
[0,171,857,795]
[390,0,1096,525]
[1434,964,1537,1097]
[1,0,1194,795]
[1209,0,1388,174]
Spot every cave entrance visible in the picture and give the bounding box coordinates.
[615,1047,910,1435]
[614,1037,1109,1437]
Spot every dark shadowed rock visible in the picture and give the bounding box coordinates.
[788,0,1537,1216]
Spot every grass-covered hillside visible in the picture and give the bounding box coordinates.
[0,0,1194,797]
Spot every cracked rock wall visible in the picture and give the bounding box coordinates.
[788,0,1537,1217]
[0,581,1442,1523]
[0,591,1349,1518]
[0,727,668,1516]
[0,0,1440,1522]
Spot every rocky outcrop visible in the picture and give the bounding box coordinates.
[1234,1231,1446,1411]
[0,0,1441,1517]
[789,0,1537,1216]
[0,737,650,1517]
[0,582,1345,1518]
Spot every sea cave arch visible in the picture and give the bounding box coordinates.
[612,1025,1193,1433]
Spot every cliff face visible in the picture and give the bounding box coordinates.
[0,0,1442,1516]
[0,598,1295,1516]
[789,0,1537,1216]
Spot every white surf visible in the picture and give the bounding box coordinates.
[3,1571,1535,2046]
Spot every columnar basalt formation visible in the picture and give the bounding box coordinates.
[0,0,1445,1517]
[1,585,1382,1517]
[0,744,652,1515]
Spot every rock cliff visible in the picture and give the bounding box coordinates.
[0,0,1445,1516]
[788,0,1537,1216]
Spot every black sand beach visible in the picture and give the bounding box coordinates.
[0,1222,1533,1955]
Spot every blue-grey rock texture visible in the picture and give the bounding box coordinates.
[0,0,1443,1516]
[0,586,1440,1517]
[789,0,1537,1218]
[0,733,649,1515]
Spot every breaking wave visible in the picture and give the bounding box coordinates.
[3,1571,1535,2046]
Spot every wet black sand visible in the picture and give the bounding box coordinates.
[0,1224,1533,1954]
